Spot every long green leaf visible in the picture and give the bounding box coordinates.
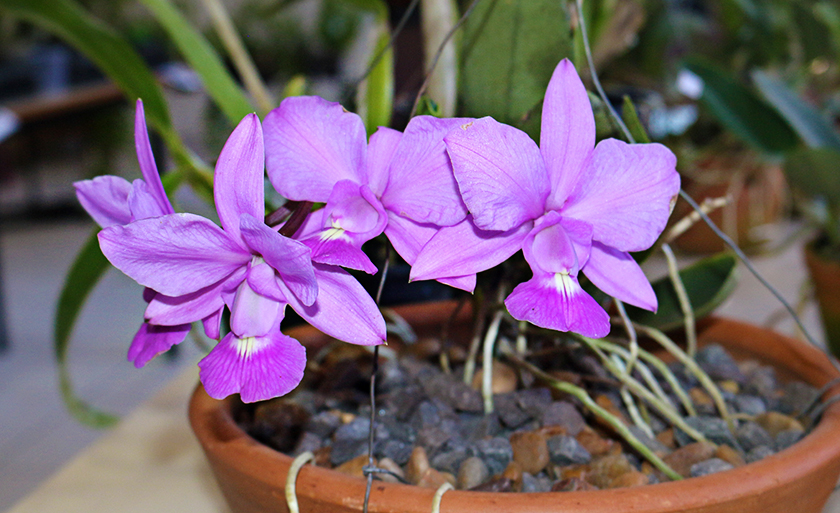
[627,253,739,331]
[622,95,651,144]
[54,231,117,427]
[752,69,840,152]
[784,147,840,209]
[357,26,394,135]
[460,0,572,141]
[685,59,798,155]
[139,0,255,125]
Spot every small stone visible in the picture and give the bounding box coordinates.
[333,416,371,441]
[595,394,630,425]
[416,467,456,489]
[656,428,676,449]
[330,439,367,467]
[575,427,615,456]
[376,438,413,466]
[587,454,635,489]
[714,444,745,467]
[471,360,518,394]
[541,401,586,435]
[547,435,592,466]
[745,445,775,463]
[421,373,483,413]
[516,388,554,418]
[510,431,550,474]
[732,395,766,416]
[406,446,430,484]
[470,477,514,492]
[696,344,746,383]
[471,437,513,476]
[688,388,717,416]
[775,429,805,451]
[662,442,716,478]
[690,458,734,477]
[745,366,777,399]
[627,426,671,456]
[495,392,533,428]
[521,472,552,492]
[736,421,774,452]
[334,454,371,478]
[457,456,489,490]
[718,380,740,394]
[551,477,599,492]
[609,470,649,488]
[431,448,469,475]
[464,412,503,441]
[778,382,819,416]
[305,411,342,439]
[249,399,311,453]
[502,461,524,491]
[416,425,452,454]
[292,431,323,456]
[675,416,737,448]
[376,457,405,483]
[755,412,804,438]
[411,401,442,429]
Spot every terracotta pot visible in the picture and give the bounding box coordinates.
[189,301,840,513]
[805,240,840,358]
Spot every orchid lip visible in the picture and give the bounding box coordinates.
[235,336,266,360]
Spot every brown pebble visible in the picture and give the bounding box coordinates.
[334,454,370,478]
[755,412,804,438]
[656,428,676,449]
[510,431,549,474]
[714,444,745,467]
[595,394,629,426]
[502,461,523,492]
[662,442,716,478]
[406,446,430,484]
[558,463,589,481]
[471,360,518,394]
[470,477,514,492]
[457,457,489,490]
[576,427,615,456]
[416,467,456,489]
[587,454,634,489]
[609,470,649,488]
[719,380,740,394]
[538,425,568,438]
[376,457,405,483]
[551,477,599,492]
[314,446,332,467]
[689,387,714,407]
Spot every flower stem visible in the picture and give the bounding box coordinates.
[662,243,697,358]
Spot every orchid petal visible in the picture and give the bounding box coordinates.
[283,264,386,346]
[198,330,306,402]
[128,180,168,221]
[214,113,264,247]
[292,207,326,241]
[134,99,172,215]
[74,176,132,228]
[264,96,366,202]
[247,262,287,303]
[203,307,224,340]
[324,181,388,236]
[380,116,469,226]
[523,213,593,276]
[561,139,680,252]
[444,117,549,231]
[541,59,596,211]
[583,242,657,311]
[145,269,243,325]
[99,213,250,296]
[365,126,402,197]
[410,216,531,282]
[230,279,281,337]
[127,322,191,368]
[383,212,439,265]
[303,233,378,274]
[505,271,610,338]
[240,213,317,306]
[437,275,477,292]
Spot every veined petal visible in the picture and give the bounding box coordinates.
[324,181,388,237]
[282,264,386,346]
[214,113,265,247]
[99,213,250,296]
[74,176,132,228]
[583,242,657,311]
[203,307,224,340]
[134,99,173,215]
[380,116,469,226]
[264,96,366,202]
[561,139,680,252]
[127,322,191,368]
[505,271,610,338]
[240,213,317,306]
[145,270,243,325]
[365,126,402,197]
[302,232,378,274]
[247,262,287,303]
[541,59,596,211]
[128,180,169,221]
[198,330,306,402]
[437,275,477,292]
[523,212,592,275]
[410,216,531,282]
[444,117,549,231]
[230,279,282,338]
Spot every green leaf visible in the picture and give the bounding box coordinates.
[792,3,834,63]
[752,69,840,152]
[54,231,118,428]
[415,96,443,118]
[784,147,840,209]
[139,0,254,125]
[357,26,394,135]
[460,0,572,141]
[622,95,651,144]
[684,59,798,155]
[627,253,739,331]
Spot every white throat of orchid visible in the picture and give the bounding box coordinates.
[553,271,577,297]
[235,336,267,361]
[319,217,350,242]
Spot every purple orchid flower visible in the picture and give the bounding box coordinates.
[263,96,475,290]
[410,59,680,338]
[74,100,192,368]
[97,112,386,402]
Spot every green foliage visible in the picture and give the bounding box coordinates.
[460,0,573,141]
[685,59,798,155]
[357,26,394,135]
[627,253,739,332]
[621,96,651,144]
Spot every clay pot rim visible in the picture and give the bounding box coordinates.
[189,300,840,512]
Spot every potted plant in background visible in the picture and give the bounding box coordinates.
[5,0,840,511]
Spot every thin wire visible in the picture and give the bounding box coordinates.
[409,0,483,117]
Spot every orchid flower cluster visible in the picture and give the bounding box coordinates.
[75,59,679,403]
